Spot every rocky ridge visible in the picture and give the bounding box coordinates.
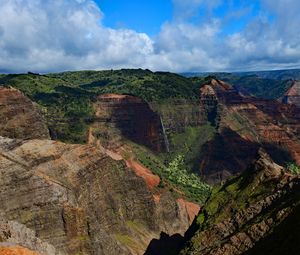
[180,149,300,255]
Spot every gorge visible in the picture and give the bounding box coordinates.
[0,69,299,255]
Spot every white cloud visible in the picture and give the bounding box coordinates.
[0,0,154,73]
[223,0,300,71]
[0,0,299,73]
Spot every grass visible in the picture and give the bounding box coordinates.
[287,162,300,175]
[49,69,200,102]
[168,125,216,171]
[115,234,143,251]
[131,142,211,204]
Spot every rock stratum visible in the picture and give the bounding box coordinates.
[0,87,50,140]
[90,94,167,152]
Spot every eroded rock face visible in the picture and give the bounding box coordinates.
[181,150,300,255]
[0,246,41,255]
[0,87,50,140]
[282,81,300,108]
[0,137,195,255]
[151,99,206,134]
[0,215,59,255]
[199,79,300,183]
[91,94,166,152]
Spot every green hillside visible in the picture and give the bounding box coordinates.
[0,70,206,144]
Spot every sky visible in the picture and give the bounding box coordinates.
[0,0,300,73]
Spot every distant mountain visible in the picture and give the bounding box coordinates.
[182,69,300,99]
[182,68,300,80]
[237,68,300,80]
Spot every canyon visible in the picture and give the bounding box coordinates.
[0,88,199,255]
[0,69,300,255]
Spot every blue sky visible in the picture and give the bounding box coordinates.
[97,0,262,36]
[98,0,173,35]
[0,0,299,73]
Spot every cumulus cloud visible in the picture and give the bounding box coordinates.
[0,0,154,73]
[0,0,299,73]
[224,0,300,70]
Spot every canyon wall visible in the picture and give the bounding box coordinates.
[91,94,167,152]
[198,79,300,183]
[0,86,50,140]
[151,99,206,134]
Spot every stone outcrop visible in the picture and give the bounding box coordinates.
[180,149,300,255]
[0,87,50,140]
[91,94,166,152]
[282,80,300,108]
[0,215,59,255]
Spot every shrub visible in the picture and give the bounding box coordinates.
[287,162,300,175]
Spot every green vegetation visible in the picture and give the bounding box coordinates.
[168,125,215,171]
[196,166,278,226]
[49,69,200,102]
[0,73,69,96]
[0,70,203,143]
[132,142,211,203]
[222,75,293,99]
[287,162,300,175]
[165,155,212,202]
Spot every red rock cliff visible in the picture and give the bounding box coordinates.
[91,94,166,152]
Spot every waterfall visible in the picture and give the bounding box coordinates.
[160,116,170,153]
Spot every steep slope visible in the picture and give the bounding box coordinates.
[0,87,50,140]
[90,94,167,152]
[181,149,300,255]
[87,93,211,204]
[198,79,300,183]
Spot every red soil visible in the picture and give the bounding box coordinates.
[126,159,160,189]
